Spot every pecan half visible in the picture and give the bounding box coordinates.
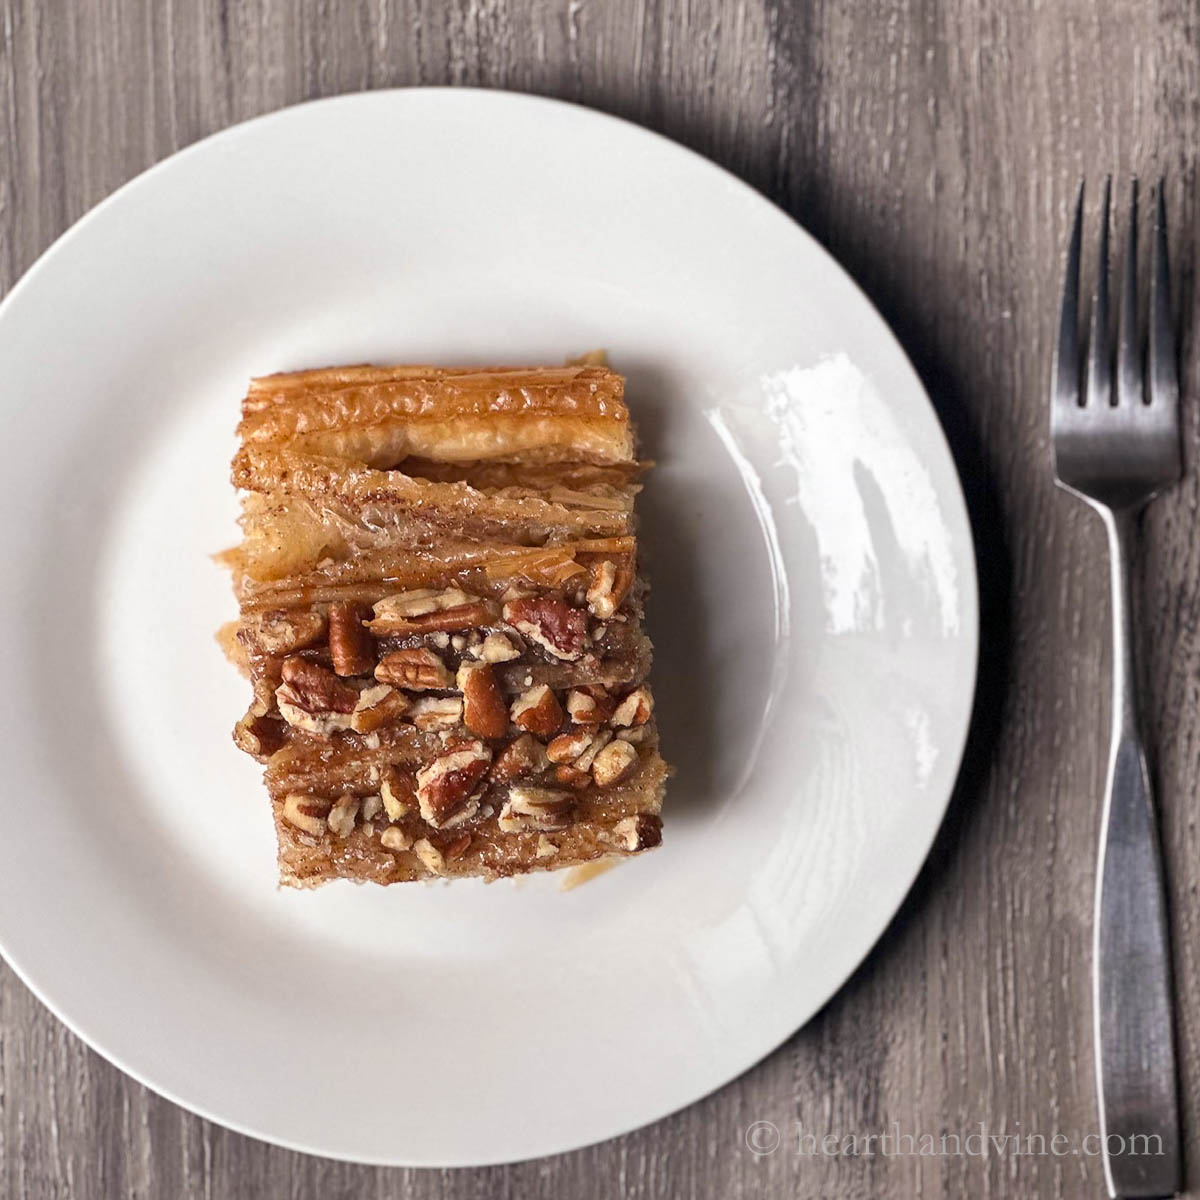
[415,742,492,828]
[375,647,454,690]
[369,590,496,636]
[280,657,360,713]
[510,684,564,737]
[328,602,375,676]
[275,688,354,735]
[502,596,589,661]
[457,662,510,739]
[242,608,327,655]
[373,587,476,618]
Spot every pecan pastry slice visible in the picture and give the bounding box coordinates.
[222,361,668,886]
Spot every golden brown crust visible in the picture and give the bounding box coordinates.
[238,365,634,467]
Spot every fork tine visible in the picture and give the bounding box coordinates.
[1086,177,1113,408]
[1116,178,1141,405]
[1051,176,1181,505]
[1052,181,1084,416]
[1149,181,1178,408]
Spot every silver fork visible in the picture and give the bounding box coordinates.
[1052,178,1182,1199]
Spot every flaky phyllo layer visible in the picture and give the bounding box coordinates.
[221,363,668,886]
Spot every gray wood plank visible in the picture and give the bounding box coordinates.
[2,0,1198,1195]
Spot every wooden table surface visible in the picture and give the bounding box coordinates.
[3,1,1198,1196]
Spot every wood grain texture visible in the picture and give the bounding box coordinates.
[2,0,1198,1195]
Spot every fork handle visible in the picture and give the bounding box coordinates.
[1094,508,1181,1199]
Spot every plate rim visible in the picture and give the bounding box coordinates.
[0,85,980,1167]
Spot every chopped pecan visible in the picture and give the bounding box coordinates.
[350,684,409,733]
[408,695,464,730]
[535,835,559,859]
[585,558,633,619]
[498,786,576,833]
[233,712,286,759]
[356,684,393,709]
[490,733,548,783]
[568,728,611,772]
[591,739,639,786]
[380,766,417,820]
[612,813,663,852]
[415,742,491,828]
[360,794,383,822]
[565,685,615,724]
[444,833,472,861]
[281,793,331,837]
[473,632,522,663]
[327,794,360,838]
[328,602,375,676]
[457,663,510,739]
[413,837,445,874]
[502,596,589,661]
[251,674,277,717]
[381,826,412,852]
[611,686,653,727]
[279,657,360,713]
[554,764,592,790]
[375,647,454,690]
[546,726,600,764]
[510,684,564,737]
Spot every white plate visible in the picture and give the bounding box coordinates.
[0,89,977,1166]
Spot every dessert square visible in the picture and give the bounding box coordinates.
[221,363,668,885]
